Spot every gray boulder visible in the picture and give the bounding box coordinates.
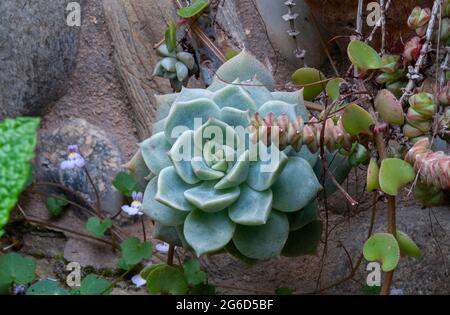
[0,0,81,118]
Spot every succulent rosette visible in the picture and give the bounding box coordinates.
[132,52,326,260]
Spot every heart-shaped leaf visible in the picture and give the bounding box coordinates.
[0,253,36,285]
[86,217,112,237]
[112,171,140,197]
[80,274,112,295]
[347,40,383,70]
[120,237,153,266]
[146,264,188,295]
[379,158,416,196]
[374,90,405,126]
[184,210,236,256]
[363,233,400,272]
[232,211,289,260]
[177,0,210,18]
[367,158,380,192]
[46,194,69,217]
[183,259,206,285]
[342,103,374,135]
[291,68,326,101]
[396,231,421,257]
[26,280,69,295]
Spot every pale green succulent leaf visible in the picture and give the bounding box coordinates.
[177,52,196,70]
[191,158,225,181]
[184,210,236,256]
[288,199,318,231]
[175,62,189,82]
[282,220,322,257]
[140,132,172,175]
[228,184,272,226]
[220,107,250,128]
[379,158,416,196]
[291,68,326,101]
[271,90,308,121]
[288,145,318,167]
[396,230,421,257]
[363,233,400,272]
[258,100,297,121]
[347,40,383,70]
[161,57,178,72]
[153,223,183,246]
[215,151,250,189]
[169,130,200,185]
[213,85,257,114]
[184,181,240,213]
[232,211,289,260]
[155,93,177,121]
[155,167,196,211]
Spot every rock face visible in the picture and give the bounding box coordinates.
[0,0,81,119]
[36,118,124,216]
[304,0,434,52]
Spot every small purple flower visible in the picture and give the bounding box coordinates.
[121,191,144,216]
[155,242,170,253]
[60,145,85,170]
[131,274,147,288]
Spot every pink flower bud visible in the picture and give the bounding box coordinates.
[403,37,422,62]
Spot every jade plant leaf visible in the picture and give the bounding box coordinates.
[379,158,416,196]
[282,220,322,257]
[26,280,69,295]
[80,274,112,295]
[363,233,400,272]
[228,184,272,226]
[347,40,383,70]
[177,0,210,18]
[0,117,40,237]
[342,103,374,135]
[271,157,322,212]
[120,237,153,265]
[183,259,206,286]
[184,181,240,213]
[85,217,112,237]
[326,78,345,101]
[396,231,420,257]
[184,210,236,256]
[142,177,188,226]
[164,22,177,53]
[146,264,188,295]
[291,67,326,101]
[112,171,141,197]
[374,90,405,126]
[232,211,289,260]
[367,158,380,192]
[0,253,36,285]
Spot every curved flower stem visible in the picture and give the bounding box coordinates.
[141,217,147,242]
[83,167,102,215]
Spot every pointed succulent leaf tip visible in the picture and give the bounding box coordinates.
[232,211,289,260]
[168,130,200,185]
[141,177,187,227]
[161,57,178,72]
[363,233,400,272]
[220,107,251,128]
[215,151,250,189]
[176,52,196,71]
[175,62,189,82]
[258,100,298,121]
[325,78,345,101]
[140,132,172,176]
[271,157,322,212]
[282,220,322,257]
[184,181,240,213]
[374,90,405,126]
[396,231,421,257]
[347,40,383,70]
[184,210,236,256]
[213,84,257,113]
[291,67,326,101]
[155,167,196,212]
[271,89,308,121]
[366,158,380,192]
[228,184,272,226]
[342,103,374,136]
[408,92,436,118]
[208,50,275,91]
[379,158,416,196]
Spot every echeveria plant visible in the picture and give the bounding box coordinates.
[131,51,329,261]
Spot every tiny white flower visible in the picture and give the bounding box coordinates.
[60,145,85,170]
[121,192,144,216]
[131,274,147,288]
[155,242,170,253]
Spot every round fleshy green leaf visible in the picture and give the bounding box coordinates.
[184,181,240,213]
[184,210,236,256]
[272,157,322,212]
[258,100,298,121]
[342,103,374,136]
[208,51,275,91]
[396,231,421,257]
[291,68,326,101]
[228,184,272,226]
[146,265,188,295]
[164,98,220,143]
[215,151,250,189]
[247,145,289,191]
[213,85,257,113]
[347,40,383,70]
[232,211,289,260]
[379,158,416,196]
[363,233,400,272]
[26,280,69,295]
[288,200,318,231]
[140,132,172,175]
[374,90,405,126]
[367,158,380,192]
[168,130,200,185]
[282,220,322,257]
[155,167,196,211]
[142,178,187,226]
[326,78,345,101]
